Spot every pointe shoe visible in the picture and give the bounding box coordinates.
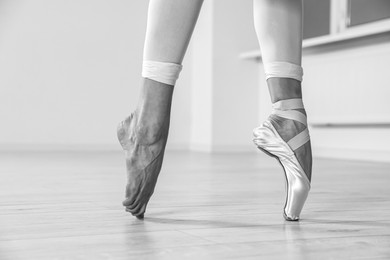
[253,98,311,221]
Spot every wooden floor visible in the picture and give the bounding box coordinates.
[1,150,390,259]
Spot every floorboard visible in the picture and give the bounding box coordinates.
[0,150,389,259]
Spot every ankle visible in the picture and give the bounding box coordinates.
[134,122,168,144]
[131,110,169,144]
[269,98,308,136]
[268,78,302,103]
[295,108,307,117]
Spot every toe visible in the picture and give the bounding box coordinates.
[136,213,144,220]
[122,197,136,207]
[122,184,141,206]
[125,206,144,220]
[123,193,140,207]
[134,204,147,218]
[128,201,144,216]
[124,189,144,210]
[125,199,140,211]
[130,196,150,218]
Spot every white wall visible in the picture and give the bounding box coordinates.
[189,0,214,151]
[212,0,259,151]
[303,35,390,162]
[0,0,192,150]
[0,0,261,152]
[190,0,260,152]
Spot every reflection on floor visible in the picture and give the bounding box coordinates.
[1,150,389,259]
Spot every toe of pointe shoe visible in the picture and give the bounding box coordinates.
[283,212,299,221]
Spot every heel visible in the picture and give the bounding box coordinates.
[117,113,135,150]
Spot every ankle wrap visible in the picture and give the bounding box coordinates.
[142,60,183,86]
[272,98,310,151]
[264,62,303,82]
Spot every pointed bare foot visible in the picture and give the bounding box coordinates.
[117,113,168,219]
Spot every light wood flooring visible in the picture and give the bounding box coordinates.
[1,150,389,259]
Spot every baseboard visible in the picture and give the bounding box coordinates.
[0,142,190,152]
[0,142,191,153]
[189,143,255,153]
[0,143,120,152]
[313,146,390,163]
[2,143,389,163]
[166,143,190,151]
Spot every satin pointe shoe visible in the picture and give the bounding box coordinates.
[253,98,311,221]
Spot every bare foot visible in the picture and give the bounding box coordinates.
[117,113,168,219]
[269,109,312,181]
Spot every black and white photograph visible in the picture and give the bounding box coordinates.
[1,0,390,259]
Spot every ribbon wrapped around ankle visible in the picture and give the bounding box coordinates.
[142,60,183,86]
[264,61,303,82]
